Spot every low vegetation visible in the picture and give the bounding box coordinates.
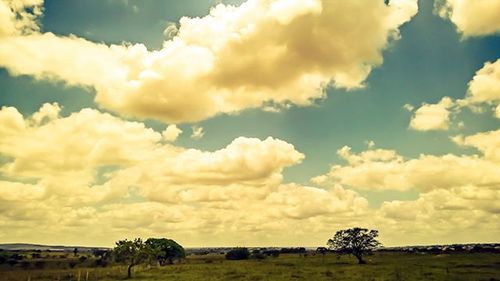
[1,251,499,281]
[0,229,498,280]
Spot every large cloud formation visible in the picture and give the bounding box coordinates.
[312,129,500,244]
[1,104,498,246]
[0,0,417,123]
[0,104,370,246]
[435,0,500,37]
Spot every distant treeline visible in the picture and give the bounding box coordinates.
[377,244,500,254]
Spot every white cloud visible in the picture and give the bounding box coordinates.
[30,102,61,125]
[314,130,500,192]
[365,140,376,148]
[0,0,43,37]
[410,60,500,125]
[409,97,455,131]
[452,129,500,162]
[403,103,414,111]
[0,0,418,123]
[310,129,500,245]
[162,124,182,142]
[190,126,204,139]
[466,59,500,104]
[1,105,361,245]
[435,0,500,37]
[1,106,499,246]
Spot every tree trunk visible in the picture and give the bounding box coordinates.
[355,254,366,264]
[127,264,133,279]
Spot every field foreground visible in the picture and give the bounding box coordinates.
[1,252,499,281]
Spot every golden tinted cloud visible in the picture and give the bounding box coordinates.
[435,0,500,37]
[0,0,418,123]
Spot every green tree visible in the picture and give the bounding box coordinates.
[225,248,250,260]
[327,227,381,264]
[113,238,149,278]
[145,238,185,265]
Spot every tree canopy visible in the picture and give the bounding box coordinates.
[145,238,186,265]
[327,227,381,264]
[113,238,149,278]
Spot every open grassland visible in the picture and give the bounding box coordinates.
[1,252,499,281]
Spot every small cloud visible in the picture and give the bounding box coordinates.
[163,22,179,39]
[451,135,465,146]
[409,97,455,131]
[31,102,61,125]
[403,103,414,112]
[162,125,182,142]
[262,106,281,113]
[132,5,139,13]
[310,175,328,186]
[365,140,376,148]
[191,126,204,140]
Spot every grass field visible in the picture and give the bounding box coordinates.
[1,252,499,281]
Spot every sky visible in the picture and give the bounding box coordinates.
[0,0,499,248]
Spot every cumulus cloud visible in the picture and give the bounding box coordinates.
[1,104,499,246]
[409,96,455,131]
[0,0,43,37]
[409,60,500,126]
[162,124,182,142]
[0,104,373,246]
[458,59,500,118]
[466,59,500,105]
[0,0,418,123]
[313,130,500,192]
[435,0,500,37]
[30,102,61,125]
[452,129,500,162]
[310,129,500,244]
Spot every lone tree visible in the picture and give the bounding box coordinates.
[327,227,381,264]
[145,238,185,265]
[113,238,149,279]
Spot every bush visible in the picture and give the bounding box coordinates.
[225,248,250,260]
[263,250,280,257]
[251,252,267,260]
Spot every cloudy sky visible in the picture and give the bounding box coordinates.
[0,0,499,247]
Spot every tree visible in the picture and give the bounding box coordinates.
[225,248,250,260]
[113,238,149,278]
[92,248,112,267]
[327,227,381,264]
[144,238,185,265]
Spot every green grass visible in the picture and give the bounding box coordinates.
[1,252,499,281]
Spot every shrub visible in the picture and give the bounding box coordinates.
[263,250,280,257]
[251,252,267,260]
[225,248,250,260]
